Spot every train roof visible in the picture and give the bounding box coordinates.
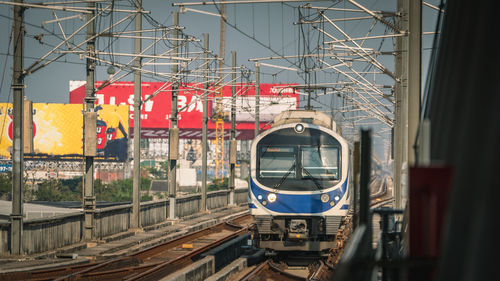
[272,110,338,133]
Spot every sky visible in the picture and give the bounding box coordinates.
[0,0,443,161]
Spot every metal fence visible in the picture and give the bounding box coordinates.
[0,188,248,256]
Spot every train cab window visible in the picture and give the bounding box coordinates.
[300,147,340,180]
[259,146,296,178]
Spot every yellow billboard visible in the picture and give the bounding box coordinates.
[0,103,129,161]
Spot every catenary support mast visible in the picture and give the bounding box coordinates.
[83,0,96,241]
[168,12,180,219]
[201,33,209,212]
[132,0,142,229]
[10,0,25,255]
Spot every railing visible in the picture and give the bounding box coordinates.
[0,187,248,256]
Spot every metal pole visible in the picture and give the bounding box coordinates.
[254,62,260,138]
[168,12,179,219]
[359,129,371,228]
[241,140,248,179]
[229,51,236,205]
[10,0,24,255]
[395,0,409,209]
[394,0,403,209]
[408,0,421,166]
[306,90,312,110]
[201,33,209,212]
[352,141,360,229]
[132,0,142,229]
[83,0,96,241]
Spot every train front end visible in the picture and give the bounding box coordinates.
[249,110,350,254]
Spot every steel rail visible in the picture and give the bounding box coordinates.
[240,259,307,281]
[2,214,251,281]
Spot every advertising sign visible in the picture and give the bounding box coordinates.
[69,81,299,139]
[0,103,129,161]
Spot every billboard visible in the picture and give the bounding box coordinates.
[0,103,129,161]
[69,81,299,139]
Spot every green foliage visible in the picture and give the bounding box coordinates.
[30,176,153,203]
[94,177,152,202]
[208,177,228,191]
[0,172,11,200]
[95,179,130,202]
[147,161,169,179]
[141,177,152,191]
[36,178,81,201]
[147,167,162,179]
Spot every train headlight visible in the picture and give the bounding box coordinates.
[294,123,305,133]
[334,195,340,202]
[320,193,330,203]
[257,194,263,200]
[329,201,336,207]
[267,193,277,203]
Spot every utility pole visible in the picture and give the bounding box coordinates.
[359,129,372,246]
[214,0,226,179]
[229,51,236,205]
[10,0,25,255]
[168,12,180,220]
[201,33,209,212]
[408,0,421,166]
[394,0,409,209]
[83,0,97,241]
[254,62,260,138]
[132,0,142,229]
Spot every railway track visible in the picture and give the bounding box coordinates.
[238,259,307,281]
[3,175,392,281]
[370,175,394,208]
[0,214,253,281]
[254,174,393,280]
[238,175,390,281]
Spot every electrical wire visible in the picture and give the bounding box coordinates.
[0,18,13,145]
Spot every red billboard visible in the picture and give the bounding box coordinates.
[69,81,298,139]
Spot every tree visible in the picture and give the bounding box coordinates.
[36,179,64,201]
[208,177,228,191]
[0,172,12,200]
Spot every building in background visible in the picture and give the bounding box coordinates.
[0,82,299,187]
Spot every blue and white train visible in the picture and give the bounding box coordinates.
[249,110,350,253]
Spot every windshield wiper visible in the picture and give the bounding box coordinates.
[301,165,323,190]
[273,162,296,190]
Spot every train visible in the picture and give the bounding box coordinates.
[249,110,351,254]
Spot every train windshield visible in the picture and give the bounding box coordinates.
[301,147,339,180]
[259,146,295,178]
[255,127,342,191]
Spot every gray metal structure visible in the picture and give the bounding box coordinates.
[254,62,260,138]
[132,0,142,229]
[10,0,25,255]
[168,12,180,220]
[83,0,96,241]
[0,0,443,257]
[423,1,499,281]
[229,51,236,205]
[201,33,209,212]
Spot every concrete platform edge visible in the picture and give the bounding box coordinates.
[206,257,248,281]
[159,256,215,281]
